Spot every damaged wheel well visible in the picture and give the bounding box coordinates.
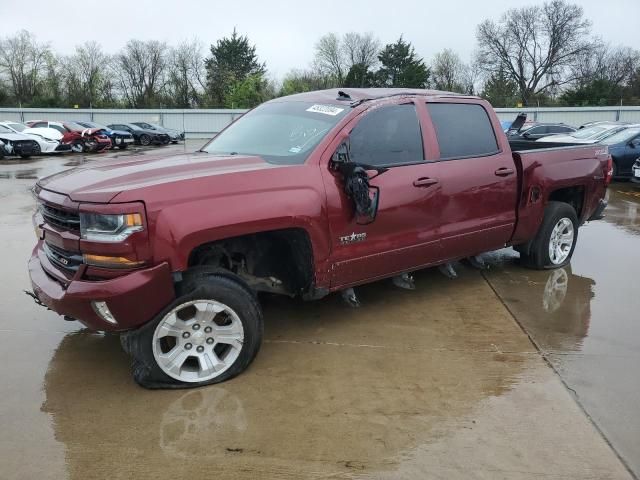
[187,228,315,297]
[548,186,585,219]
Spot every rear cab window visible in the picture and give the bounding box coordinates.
[426,102,499,160]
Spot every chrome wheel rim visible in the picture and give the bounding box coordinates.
[152,300,245,383]
[548,218,574,265]
[71,143,83,153]
[542,268,568,312]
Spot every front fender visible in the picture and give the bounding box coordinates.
[150,187,331,275]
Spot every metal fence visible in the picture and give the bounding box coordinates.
[1,106,640,138]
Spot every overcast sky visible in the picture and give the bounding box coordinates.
[4,0,639,79]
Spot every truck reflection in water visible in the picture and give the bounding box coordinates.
[484,253,595,353]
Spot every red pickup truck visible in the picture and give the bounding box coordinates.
[28,89,611,388]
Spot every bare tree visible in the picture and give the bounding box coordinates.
[572,44,640,86]
[114,39,169,107]
[476,0,595,105]
[313,33,345,84]
[166,39,205,107]
[0,30,50,104]
[342,32,380,71]
[431,49,466,92]
[65,41,109,107]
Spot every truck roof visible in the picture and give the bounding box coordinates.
[269,88,474,106]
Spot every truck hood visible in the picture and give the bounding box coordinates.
[37,152,282,203]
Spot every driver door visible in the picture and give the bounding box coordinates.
[321,102,443,288]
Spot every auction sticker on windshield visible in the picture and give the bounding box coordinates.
[306,105,345,116]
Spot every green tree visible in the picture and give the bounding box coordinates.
[374,37,430,88]
[205,29,265,107]
[344,63,375,88]
[279,69,336,96]
[224,73,273,108]
[481,68,519,107]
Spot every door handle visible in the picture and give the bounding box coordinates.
[494,167,515,177]
[413,177,439,187]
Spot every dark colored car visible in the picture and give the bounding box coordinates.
[508,123,576,141]
[106,123,170,146]
[131,122,184,143]
[77,122,134,150]
[28,88,611,388]
[599,125,640,178]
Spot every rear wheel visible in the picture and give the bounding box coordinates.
[520,201,578,269]
[126,273,262,389]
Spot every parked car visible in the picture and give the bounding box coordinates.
[631,158,640,185]
[106,123,171,146]
[537,122,628,144]
[508,123,576,141]
[131,122,184,143]
[76,121,134,150]
[25,121,111,153]
[28,88,611,388]
[597,125,640,178]
[0,124,40,158]
[0,121,71,154]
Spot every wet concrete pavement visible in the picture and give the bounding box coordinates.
[0,144,638,479]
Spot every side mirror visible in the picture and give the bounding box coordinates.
[331,142,350,166]
[356,185,380,225]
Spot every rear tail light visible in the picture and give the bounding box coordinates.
[604,156,613,185]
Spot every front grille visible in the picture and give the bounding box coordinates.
[40,203,80,231]
[43,242,83,272]
[12,140,37,154]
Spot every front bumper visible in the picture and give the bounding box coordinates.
[28,243,175,332]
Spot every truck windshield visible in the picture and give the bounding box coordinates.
[202,101,349,164]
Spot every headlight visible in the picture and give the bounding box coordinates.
[80,212,143,242]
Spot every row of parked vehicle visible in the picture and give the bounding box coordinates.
[0,120,185,159]
[504,117,640,180]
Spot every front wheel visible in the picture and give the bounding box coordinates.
[140,134,151,146]
[126,273,263,388]
[70,141,84,153]
[520,201,578,269]
[118,144,128,150]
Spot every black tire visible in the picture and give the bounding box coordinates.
[71,141,84,153]
[118,144,128,150]
[20,154,31,159]
[140,134,151,146]
[612,160,619,179]
[520,201,578,269]
[126,272,263,389]
[32,143,42,155]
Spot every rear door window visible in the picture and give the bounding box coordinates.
[426,103,499,159]
[349,104,424,166]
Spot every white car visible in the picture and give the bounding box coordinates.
[0,121,70,154]
[0,124,41,158]
[537,123,628,144]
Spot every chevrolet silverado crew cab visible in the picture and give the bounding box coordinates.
[28,89,612,388]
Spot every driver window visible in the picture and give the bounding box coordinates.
[349,104,424,166]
